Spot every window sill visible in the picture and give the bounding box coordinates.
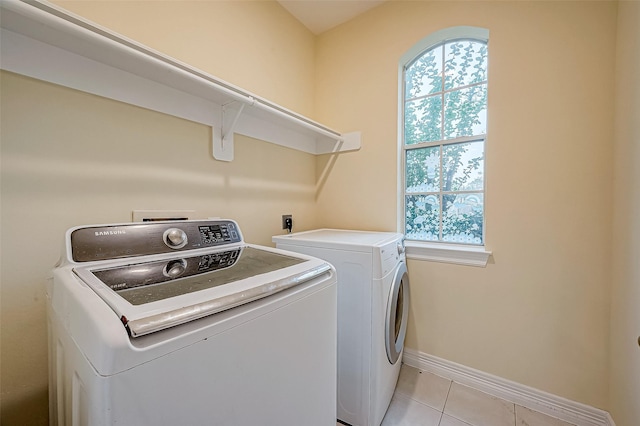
[405,241,491,267]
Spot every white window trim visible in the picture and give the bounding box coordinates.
[398,26,491,267]
[405,240,491,267]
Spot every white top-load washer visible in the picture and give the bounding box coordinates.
[273,229,410,426]
[48,219,337,426]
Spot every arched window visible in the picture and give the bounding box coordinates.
[401,27,488,246]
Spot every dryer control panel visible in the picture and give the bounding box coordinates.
[70,220,242,262]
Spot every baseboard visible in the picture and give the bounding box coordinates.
[402,348,616,426]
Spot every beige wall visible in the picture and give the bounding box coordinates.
[54,0,317,117]
[0,1,317,424]
[2,0,635,424]
[610,1,640,425]
[315,1,617,408]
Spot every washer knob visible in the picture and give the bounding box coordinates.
[397,242,405,255]
[164,228,188,249]
[163,259,187,278]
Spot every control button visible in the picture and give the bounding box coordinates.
[163,228,188,249]
[397,242,405,255]
[163,259,187,278]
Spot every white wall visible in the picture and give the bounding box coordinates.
[315,0,617,408]
[609,1,640,425]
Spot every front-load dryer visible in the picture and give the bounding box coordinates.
[273,229,410,426]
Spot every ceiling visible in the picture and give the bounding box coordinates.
[277,0,387,35]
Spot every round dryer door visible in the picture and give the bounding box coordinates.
[385,261,410,364]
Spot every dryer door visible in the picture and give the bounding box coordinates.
[385,262,410,364]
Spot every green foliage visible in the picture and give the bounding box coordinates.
[403,40,487,244]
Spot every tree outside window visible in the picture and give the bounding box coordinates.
[403,38,487,245]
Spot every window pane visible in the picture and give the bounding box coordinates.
[406,147,440,193]
[402,36,487,246]
[442,193,484,244]
[405,45,443,99]
[404,95,442,144]
[444,84,487,139]
[405,195,440,241]
[444,41,487,91]
[442,140,484,191]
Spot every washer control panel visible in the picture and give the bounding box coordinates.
[70,220,242,262]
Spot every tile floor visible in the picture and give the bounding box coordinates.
[338,364,577,426]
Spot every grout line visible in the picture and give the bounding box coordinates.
[442,378,454,414]
[397,364,524,426]
[394,365,581,426]
[403,350,611,426]
[437,379,518,426]
[435,370,453,426]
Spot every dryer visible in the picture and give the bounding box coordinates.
[273,229,410,426]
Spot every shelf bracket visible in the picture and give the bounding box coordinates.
[222,101,246,143]
[213,101,248,161]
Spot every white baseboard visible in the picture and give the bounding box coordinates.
[402,348,616,426]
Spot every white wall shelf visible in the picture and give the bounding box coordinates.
[0,0,361,161]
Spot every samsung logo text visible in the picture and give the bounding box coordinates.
[95,230,127,236]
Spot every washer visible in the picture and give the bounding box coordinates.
[47,219,337,426]
[273,229,410,426]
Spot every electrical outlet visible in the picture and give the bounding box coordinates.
[282,215,292,230]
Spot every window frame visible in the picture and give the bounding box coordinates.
[398,26,492,267]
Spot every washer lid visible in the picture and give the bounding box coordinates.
[73,245,331,337]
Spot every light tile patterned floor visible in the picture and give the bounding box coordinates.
[338,364,577,426]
